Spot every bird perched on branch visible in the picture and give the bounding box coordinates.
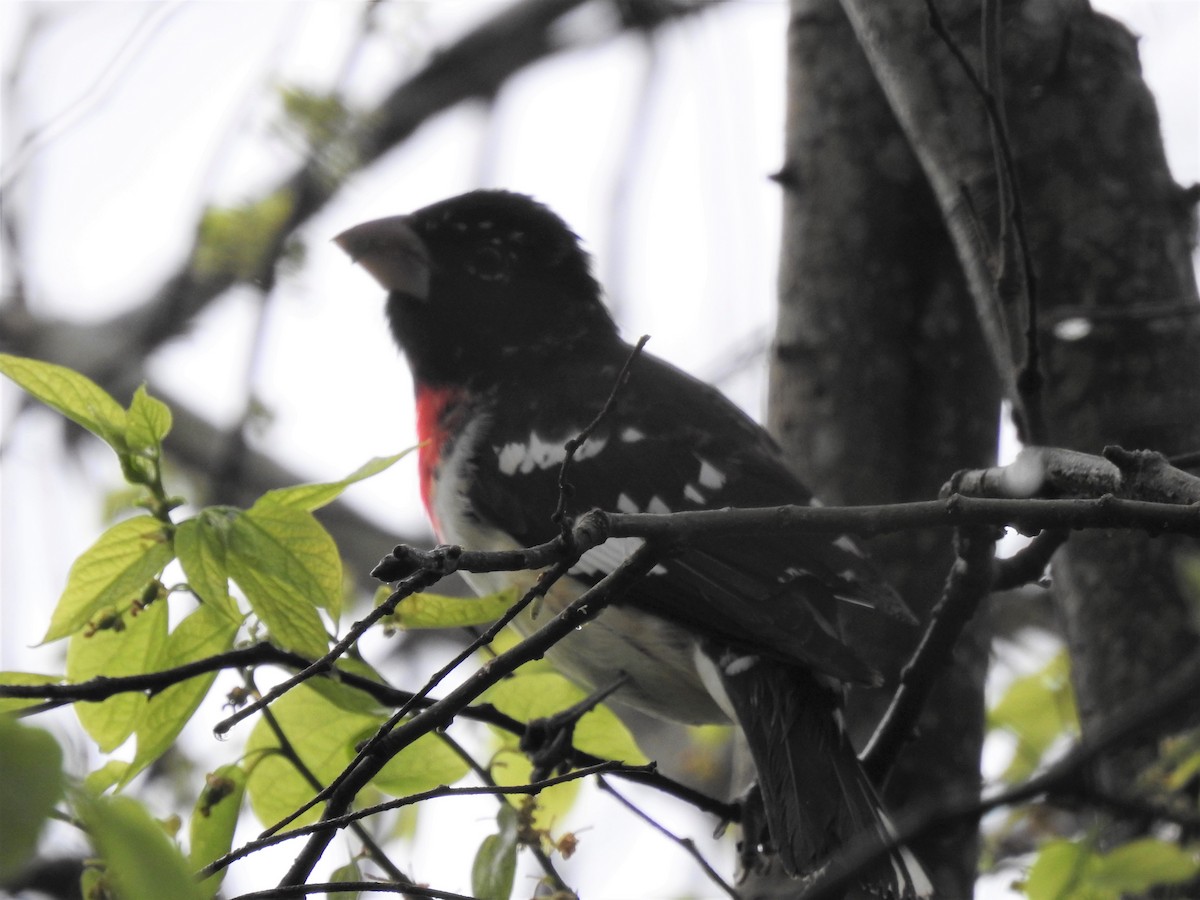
[336,190,931,898]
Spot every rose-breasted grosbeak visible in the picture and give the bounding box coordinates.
[336,190,931,897]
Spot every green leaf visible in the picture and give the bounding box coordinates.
[125,384,173,453]
[382,587,518,630]
[124,605,240,784]
[43,515,174,643]
[76,792,208,900]
[0,718,64,880]
[325,860,362,900]
[258,451,412,512]
[0,353,127,451]
[244,683,378,829]
[987,648,1077,782]
[369,730,469,797]
[1090,838,1200,891]
[279,86,349,146]
[175,511,242,621]
[67,599,168,751]
[472,802,519,900]
[0,671,62,713]
[226,504,335,658]
[188,764,247,898]
[1026,837,1200,900]
[85,759,132,795]
[485,672,648,765]
[489,747,580,835]
[194,190,295,280]
[1025,839,1092,900]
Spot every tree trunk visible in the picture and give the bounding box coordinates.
[769,0,1000,895]
[839,0,1200,820]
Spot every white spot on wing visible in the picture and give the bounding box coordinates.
[693,649,738,720]
[683,483,705,504]
[834,535,865,556]
[722,654,758,676]
[616,493,639,513]
[697,458,726,491]
[646,495,671,514]
[620,427,645,443]
[495,431,607,475]
[571,536,667,577]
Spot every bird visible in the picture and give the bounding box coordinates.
[335,189,932,898]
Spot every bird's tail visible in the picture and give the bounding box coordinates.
[714,653,932,898]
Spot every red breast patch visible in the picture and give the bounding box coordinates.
[414,383,464,526]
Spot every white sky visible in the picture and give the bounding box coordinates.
[1,1,1197,897]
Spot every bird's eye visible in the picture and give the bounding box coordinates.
[467,245,511,283]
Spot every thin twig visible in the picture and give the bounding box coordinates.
[800,650,1200,900]
[861,526,998,780]
[214,566,444,736]
[230,882,475,900]
[250,673,410,886]
[597,776,741,900]
[437,731,574,895]
[205,761,643,878]
[992,528,1067,591]
[260,558,576,839]
[924,0,1043,439]
[553,335,651,546]
[278,544,664,887]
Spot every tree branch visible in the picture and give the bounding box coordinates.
[799,649,1200,900]
[861,525,998,780]
[279,543,664,886]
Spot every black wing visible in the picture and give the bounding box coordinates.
[466,345,906,685]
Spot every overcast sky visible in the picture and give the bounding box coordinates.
[1,2,1196,897]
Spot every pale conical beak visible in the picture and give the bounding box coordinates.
[333,215,431,302]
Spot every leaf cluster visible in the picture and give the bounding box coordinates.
[0,355,649,900]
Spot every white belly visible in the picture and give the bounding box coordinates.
[461,566,729,725]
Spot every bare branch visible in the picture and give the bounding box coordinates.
[800,650,1200,900]
[597,776,742,900]
[861,525,998,780]
[279,543,664,886]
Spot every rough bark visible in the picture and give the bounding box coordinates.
[769,1,999,896]
[839,0,1200,816]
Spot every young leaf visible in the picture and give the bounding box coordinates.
[325,859,363,900]
[67,599,168,751]
[472,802,519,900]
[368,730,469,797]
[1090,838,1200,892]
[125,384,173,453]
[0,353,127,451]
[175,511,242,622]
[124,606,240,785]
[257,451,412,512]
[0,718,64,880]
[76,792,208,900]
[194,190,295,280]
[1025,839,1091,900]
[188,764,247,898]
[85,759,132,795]
[379,587,518,630]
[489,747,581,836]
[244,683,380,829]
[988,648,1077,782]
[42,514,174,643]
[485,672,648,765]
[226,504,336,659]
